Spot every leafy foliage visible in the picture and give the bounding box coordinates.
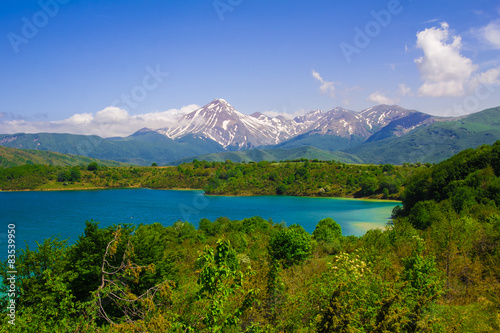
[268,224,312,269]
[312,218,342,244]
[2,141,500,331]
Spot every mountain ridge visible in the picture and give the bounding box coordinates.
[153,99,433,149]
[1,99,499,166]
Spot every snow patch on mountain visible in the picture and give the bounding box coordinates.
[154,99,428,150]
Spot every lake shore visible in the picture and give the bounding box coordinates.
[0,185,401,203]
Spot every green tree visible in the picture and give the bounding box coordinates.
[0,238,91,332]
[268,224,312,268]
[199,218,215,236]
[450,186,477,213]
[408,200,442,230]
[172,221,198,243]
[87,162,99,171]
[70,167,81,182]
[359,175,378,196]
[402,236,443,332]
[313,218,342,243]
[195,238,258,332]
[93,227,175,328]
[67,221,133,301]
[57,170,71,182]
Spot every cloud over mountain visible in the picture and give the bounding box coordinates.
[312,70,338,98]
[367,91,397,105]
[0,105,199,138]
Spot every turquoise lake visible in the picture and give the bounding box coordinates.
[0,189,399,260]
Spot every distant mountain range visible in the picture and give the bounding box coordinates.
[1,99,499,166]
[154,99,433,149]
[0,145,129,168]
[0,131,225,166]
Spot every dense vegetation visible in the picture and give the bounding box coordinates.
[0,158,426,199]
[2,142,500,331]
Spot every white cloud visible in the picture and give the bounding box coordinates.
[0,105,199,138]
[262,108,309,120]
[468,67,500,90]
[414,22,500,99]
[367,91,397,105]
[398,83,412,96]
[415,22,478,97]
[312,70,338,97]
[423,18,440,24]
[475,19,500,49]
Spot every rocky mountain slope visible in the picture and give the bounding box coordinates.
[154,99,431,149]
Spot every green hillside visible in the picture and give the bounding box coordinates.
[0,145,130,168]
[345,106,500,164]
[171,145,363,165]
[263,133,365,151]
[0,132,225,166]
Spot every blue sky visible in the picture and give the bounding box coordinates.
[1,0,500,137]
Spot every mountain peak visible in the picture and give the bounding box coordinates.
[209,98,230,106]
[130,127,157,136]
[159,98,272,148]
[155,98,430,150]
[202,98,237,115]
[250,112,267,118]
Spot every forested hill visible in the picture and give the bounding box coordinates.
[398,140,500,227]
[0,157,424,199]
[0,146,130,168]
[1,142,500,331]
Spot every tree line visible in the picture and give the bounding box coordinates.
[0,158,425,200]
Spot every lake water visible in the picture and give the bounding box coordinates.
[0,189,399,260]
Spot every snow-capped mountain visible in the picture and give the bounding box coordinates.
[305,107,369,138]
[359,105,417,130]
[157,99,289,148]
[152,99,431,149]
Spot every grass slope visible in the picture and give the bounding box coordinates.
[0,132,225,166]
[0,146,130,168]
